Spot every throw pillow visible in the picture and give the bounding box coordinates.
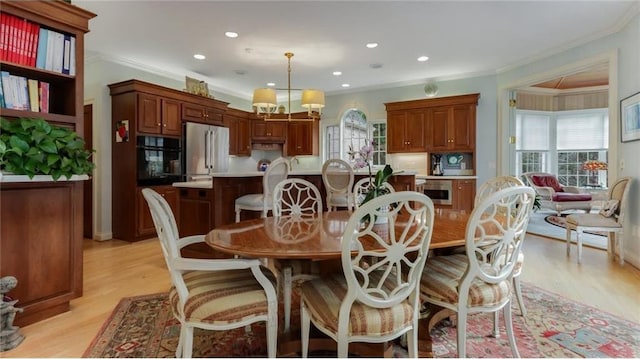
[599,199,620,217]
[531,175,564,193]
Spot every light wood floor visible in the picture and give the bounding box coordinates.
[4,233,640,358]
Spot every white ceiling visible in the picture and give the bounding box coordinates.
[75,1,637,100]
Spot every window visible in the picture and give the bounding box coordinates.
[324,109,387,165]
[515,109,608,187]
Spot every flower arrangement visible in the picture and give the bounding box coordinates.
[348,139,394,206]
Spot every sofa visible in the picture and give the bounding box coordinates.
[522,172,592,215]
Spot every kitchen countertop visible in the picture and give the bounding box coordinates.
[416,175,478,180]
[172,169,420,188]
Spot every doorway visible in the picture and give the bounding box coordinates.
[83,104,93,239]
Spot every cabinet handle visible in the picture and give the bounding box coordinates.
[163,124,167,127]
[157,122,161,126]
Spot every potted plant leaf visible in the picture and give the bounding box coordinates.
[0,117,95,180]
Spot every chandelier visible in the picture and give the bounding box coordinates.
[252,52,325,121]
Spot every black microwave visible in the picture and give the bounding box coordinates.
[136,136,182,186]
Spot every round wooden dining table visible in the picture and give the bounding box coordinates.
[205,208,472,357]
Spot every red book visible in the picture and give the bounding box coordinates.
[39,81,49,113]
[28,21,39,67]
[0,13,8,62]
[8,14,18,63]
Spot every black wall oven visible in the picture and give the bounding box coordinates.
[136,136,182,186]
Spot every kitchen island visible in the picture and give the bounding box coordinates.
[172,170,417,237]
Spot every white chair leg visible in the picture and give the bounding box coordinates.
[617,232,624,265]
[176,323,185,358]
[267,301,278,359]
[182,325,194,358]
[235,206,241,223]
[407,327,418,358]
[301,304,310,358]
[513,275,527,317]
[566,226,572,257]
[576,229,584,264]
[607,232,614,258]
[337,338,349,358]
[283,266,293,332]
[504,302,520,358]
[492,311,500,337]
[456,309,468,358]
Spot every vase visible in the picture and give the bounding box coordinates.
[374,206,389,224]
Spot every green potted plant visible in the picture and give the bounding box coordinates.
[0,117,95,180]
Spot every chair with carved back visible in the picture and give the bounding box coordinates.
[353,177,395,209]
[142,188,278,358]
[271,178,324,331]
[420,186,536,358]
[300,191,435,357]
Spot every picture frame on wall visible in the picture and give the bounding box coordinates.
[620,91,640,142]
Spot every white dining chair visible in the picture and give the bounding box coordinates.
[353,177,395,209]
[566,177,632,264]
[475,176,528,321]
[272,178,324,332]
[142,188,278,358]
[300,191,435,358]
[321,158,355,212]
[234,157,289,222]
[420,186,535,358]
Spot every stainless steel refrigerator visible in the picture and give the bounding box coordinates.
[183,122,229,179]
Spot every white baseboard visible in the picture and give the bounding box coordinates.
[92,232,113,241]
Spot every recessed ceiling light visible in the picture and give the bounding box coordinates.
[267,82,276,87]
[341,83,350,88]
[193,54,206,60]
[370,63,383,69]
[225,31,238,38]
[417,56,429,62]
[333,71,342,76]
[234,69,246,75]
[366,42,378,48]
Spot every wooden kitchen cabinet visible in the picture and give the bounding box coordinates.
[182,102,224,125]
[225,109,251,156]
[427,104,475,152]
[286,120,319,156]
[252,120,287,141]
[178,188,214,237]
[453,179,476,211]
[137,185,179,237]
[137,93,182,137]
[386,93,479,153]
[387,110,427,153]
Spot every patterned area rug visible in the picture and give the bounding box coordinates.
[83,283,639,358]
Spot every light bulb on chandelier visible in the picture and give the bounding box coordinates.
[252,52,325,121]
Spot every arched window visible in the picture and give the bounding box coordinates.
[325,108,387,165]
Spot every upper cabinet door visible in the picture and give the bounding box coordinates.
[161,98,182,137]
[387,111,407,153]
[427,107,450,151]
[405,110,427,152]
[137,93,161,134]
[451,105,475,150]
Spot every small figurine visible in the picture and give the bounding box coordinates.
[0,276,24,351]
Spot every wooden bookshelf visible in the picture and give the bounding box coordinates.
[0,0,95,327]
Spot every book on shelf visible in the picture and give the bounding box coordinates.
[0,71,12,109]
[62,34,71,75]
[35,26,48,69]
[39,81,49,113]
[27,78,39,112]
[0,73,5,108]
